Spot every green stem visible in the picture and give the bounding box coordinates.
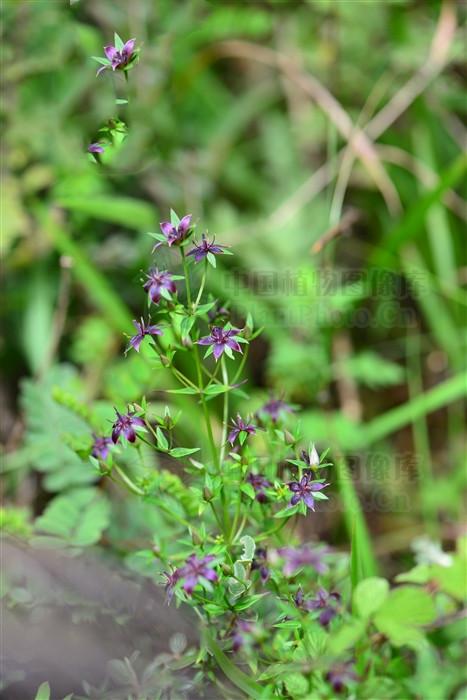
[153,337,197,389]
[232,345,249,385]
[113,464,145,496]
[209,501,224,532]
[202,362,222,386]
[193,260,207,311]
[219,358,229,465]
[219,358,232,540]
[172,366,198,389]
[194,344,218,467]
[180,246,218,467]
[180,246,192,306]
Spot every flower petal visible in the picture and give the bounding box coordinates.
[124,427,136,442]
[104,45,119,61]
[122,38,136,56]
[178,214,192,234]
[204,569,218,582]
[129,335,143,352]
[310,482,329,491]
[226,339,241,353]
[213,344,224,361]
[160,221,175,237]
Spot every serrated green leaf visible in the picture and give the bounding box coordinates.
[34,488,110,547]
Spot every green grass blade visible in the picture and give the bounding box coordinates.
[372,153,466,268]
[363,372,467,446]
[402,246,463,369]
[56,195,156,230]
[334,453,378,580]
[204,629,264,698]
[412,124,457,288]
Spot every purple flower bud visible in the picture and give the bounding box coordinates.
[87,142,105,154]
[251,548,270,583]
[300,443,320,468]
[208,303,230,324]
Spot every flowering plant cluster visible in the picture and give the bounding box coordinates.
[87,206,367,696]
[17,32,462,700]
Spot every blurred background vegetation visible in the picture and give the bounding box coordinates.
[2,0,466,569]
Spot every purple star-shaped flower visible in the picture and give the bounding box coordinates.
[231,619,253,652]
[153,214,192,251]
[251,548,270,583]
[227,414,257,446]
[288,473,329,511]
[326,663,358,693]
[299,587,341,627]
[187,234,229,263]
[278,544,329,576]
[97,38,136,76]
[143,268,176,304]
[197,326,243,361]
[178,554,218,595]
[258,398,295,423]
[88,142,105,154]
[246,473,271,503]
[91,434,112,460]
[162,568,181,604]
[126,317,163,353]
[111,408,145,444]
